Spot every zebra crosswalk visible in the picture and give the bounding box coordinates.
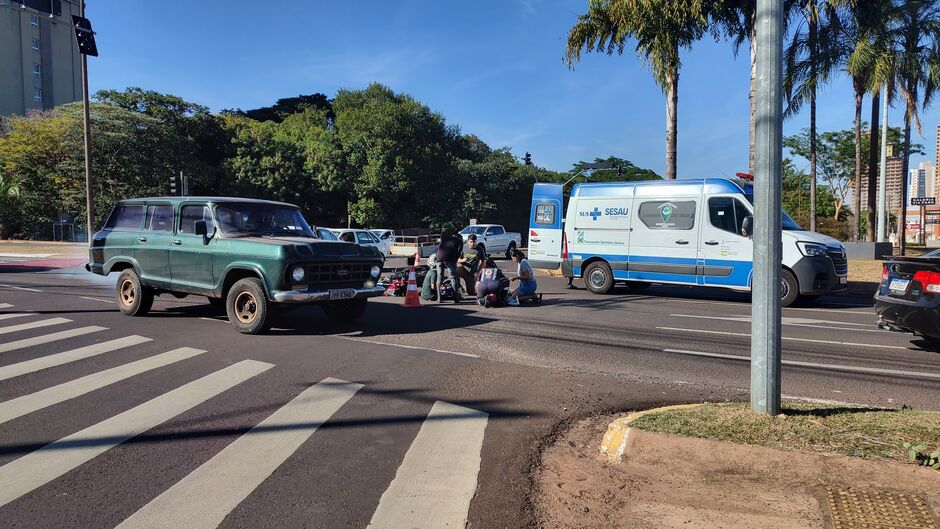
[0,303,489,528]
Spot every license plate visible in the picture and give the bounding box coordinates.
[889,278,910,293]
[329,288,356,300]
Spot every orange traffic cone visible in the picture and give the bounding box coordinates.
[403,266,422,308]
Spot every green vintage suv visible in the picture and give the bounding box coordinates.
[87,197,386,334]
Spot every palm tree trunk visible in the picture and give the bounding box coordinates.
[900,115,912,255]
[665,69,678,180]
[866,92,879,243]
[852,88,863,240]
[748,37,757,176]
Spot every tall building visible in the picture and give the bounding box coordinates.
[0,0,83,116]
[858,146,904,216]
[909,160,935,202]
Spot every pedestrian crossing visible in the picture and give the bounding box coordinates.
[0,303,489,528]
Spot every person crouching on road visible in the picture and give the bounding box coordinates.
[475,258,509,307]
[435,231,463,303]
[508,249,537,306]
[458,233,485,297]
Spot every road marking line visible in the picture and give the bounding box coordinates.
[80,296,116,304]
[0,335,152,382]
[337,336,479,358]
[668,298,873,315]
[0,326,106,354]
[198,317,227,323]
[0,317,70,336]
[116,378,362,529]
[655,326,910,350]
[0,313,34,322]
[0,303,12,309]
[0,347,206,425]
[368,401,488,529]
[0,360,273,509]
[0,284,43,293]
[663,348,940,380]
[667,314,885,333]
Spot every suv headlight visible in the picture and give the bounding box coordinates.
[371,265,381,278]
[291,266,305,282]
[797,242,828,257]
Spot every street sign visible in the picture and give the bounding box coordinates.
[911,196,936,206]
[72,16,98,57]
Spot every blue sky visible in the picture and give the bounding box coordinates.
[86,0,936,177]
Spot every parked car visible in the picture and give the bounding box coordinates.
[329,228,389,257]
[459,224,522,259]
[87,197,385,334]
[316,227,338,240]
[371,229,397,244]
[875,248,940,347]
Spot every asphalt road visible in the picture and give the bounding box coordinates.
[0,262,937,528]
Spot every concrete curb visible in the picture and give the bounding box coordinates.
[599,403,705,464]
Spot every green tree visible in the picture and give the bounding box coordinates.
[566,0,710,180]
[227,93,334,124]
[569,156,661,181]
[784,0,844,232]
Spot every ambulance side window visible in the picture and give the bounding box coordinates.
[535,204,555,225]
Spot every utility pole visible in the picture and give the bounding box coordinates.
[750,0,784,416]
[72,3,98,245]
[877,84,888,243]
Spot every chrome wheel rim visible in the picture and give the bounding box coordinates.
[119,279,136,306]
[234,291,258,324]
[589,269,607,289]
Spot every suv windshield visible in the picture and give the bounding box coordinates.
[460,226,487,235]
[215,203,315,237]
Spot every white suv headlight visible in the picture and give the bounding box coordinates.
[797,242,828,257]
[291,266,305,282]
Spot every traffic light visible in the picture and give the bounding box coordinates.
[617,165,623,176]
[169,175,178,196]
[524,152,532,166]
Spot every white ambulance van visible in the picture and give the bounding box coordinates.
[528,178,847,306]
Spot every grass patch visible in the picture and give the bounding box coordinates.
[629,402,940,464]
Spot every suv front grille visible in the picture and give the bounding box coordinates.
[828,249,848,276]
[294,263,373,288]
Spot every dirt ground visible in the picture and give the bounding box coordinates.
[534,414,940,529]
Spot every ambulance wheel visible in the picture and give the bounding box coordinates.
[584,261,614,294]
[626,281,650,292]
[780,269,799,307]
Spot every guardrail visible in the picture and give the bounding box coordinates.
[390,234,441,257]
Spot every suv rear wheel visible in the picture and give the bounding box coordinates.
[226,278,272,334]
[116,269,153,316]
[322,299,368,322]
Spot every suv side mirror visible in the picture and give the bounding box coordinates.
[741,216,753,238]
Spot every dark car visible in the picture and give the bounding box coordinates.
[875,248,940,347]
[87,197,385,335]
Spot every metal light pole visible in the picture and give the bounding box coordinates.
[877,84,888,243]
[750,0,784,415]
[80,1,93,245]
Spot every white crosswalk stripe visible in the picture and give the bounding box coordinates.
[0,317,71,335]
[116,378,363,529]
[0,303,13,309]
[0,347,205,425]
[0,359,273,508]
[0,312,33,322]
[0,335,152,382]
[0,326,106,354]
[368,401,488,529]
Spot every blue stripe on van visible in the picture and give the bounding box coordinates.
[572,254,753,287]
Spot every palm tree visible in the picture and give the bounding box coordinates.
[566,0,710,180]
[784,0,844,233]
[843,0,894,242]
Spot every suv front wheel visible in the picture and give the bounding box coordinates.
[116,268,154,316]
[226,277,272,334]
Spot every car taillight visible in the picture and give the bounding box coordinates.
[562,230,568,260]
[913,270,940,293]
